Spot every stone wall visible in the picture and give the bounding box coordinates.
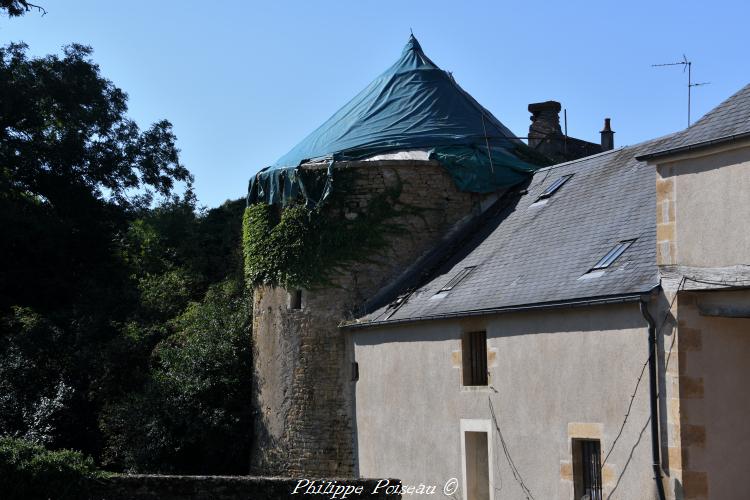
[88,475,401,500]
[250,160,491,477]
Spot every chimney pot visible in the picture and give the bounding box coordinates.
[600,118,615,151]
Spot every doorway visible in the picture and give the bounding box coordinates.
[465,431,490,500]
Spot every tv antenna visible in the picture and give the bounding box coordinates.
[652,55,710,126]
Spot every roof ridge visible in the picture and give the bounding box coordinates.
[534,129,684,173]
[534,147,623,172]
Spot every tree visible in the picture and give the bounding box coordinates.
[0,41,252,475]
[100,280,252,474]
[0,43,191,210]
[0,43,193,459]
[1,1,45,17]
[0,42,193,310]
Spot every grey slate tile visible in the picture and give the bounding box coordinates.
[640,83,750,156]
[359,138,670,325]
[356,83,750,327]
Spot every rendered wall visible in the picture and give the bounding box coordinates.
[670,291,750,500]
[652,140,750,499]
[250,160,488,476]
[351,303,660,500]
[655,142,750,267]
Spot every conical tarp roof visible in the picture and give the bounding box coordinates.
[249,35,543,205]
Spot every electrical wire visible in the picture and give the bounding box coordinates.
[488,396,536,500]
[601,277,686,470]
[683,275,750,288]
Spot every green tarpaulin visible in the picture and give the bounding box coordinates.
[248,35,542,205]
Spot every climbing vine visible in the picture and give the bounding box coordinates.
[242,169,418,289]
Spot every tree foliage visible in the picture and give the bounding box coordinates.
[0,42,191,210]
[0,41,251,475]
[0,42,193,311]
[100,280,252,474]
[0,436,102,500]
[1,0,45,17]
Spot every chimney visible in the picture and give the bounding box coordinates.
[528,101,562,149]
[600,118,615,151]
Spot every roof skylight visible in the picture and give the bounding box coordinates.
[438,266,476,293]
[591,240,635,270]
[537,174,573,200]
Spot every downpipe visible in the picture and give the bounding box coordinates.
[640,298,667,500]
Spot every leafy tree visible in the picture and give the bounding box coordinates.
[1,0,45,17]
[100,280,252,474]
[0,42,194,459]
[0,40,252,475]
[0,308,73,446]
[0,42,192,311]
[0,43,190,206]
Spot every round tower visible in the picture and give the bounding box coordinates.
[245,34,543,476]
[248,159,494,476]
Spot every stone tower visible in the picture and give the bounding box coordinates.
[246,35,545,476]
[249,160,497,476]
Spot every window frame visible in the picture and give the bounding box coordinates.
[439,266,476,293]
[572,438,603,500]
[590,239,636,271]
[462,331,488,387]
[288,289,303,310]
[537,174,573,200]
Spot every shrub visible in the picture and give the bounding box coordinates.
[0,436,102,500]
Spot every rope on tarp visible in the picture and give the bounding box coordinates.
[481,113,496,174]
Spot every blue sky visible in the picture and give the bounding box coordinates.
[3,0,749,208]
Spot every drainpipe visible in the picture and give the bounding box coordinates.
[640,298,667,500]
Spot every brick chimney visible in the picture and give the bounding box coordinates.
[528,100,563,149]
[600,118,614,151]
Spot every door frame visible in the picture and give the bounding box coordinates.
[460,418,495,500]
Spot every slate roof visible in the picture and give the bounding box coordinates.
[638,83,750,159]
[353,136,677,327]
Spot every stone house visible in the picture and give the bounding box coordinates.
[247,37,750,500]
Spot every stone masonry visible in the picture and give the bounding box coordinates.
[87,475,401,500]
[250,160,492,476]
[528,100,603,162]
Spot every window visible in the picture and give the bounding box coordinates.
[289,289,302,310]
[591,239,635,270]
[439,266,476,293]
[351,362,359,382]
[572,439,602,500]
[462,331,488,386]
[537,174,573,200]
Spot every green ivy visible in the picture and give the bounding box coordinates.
[242,171,416,289]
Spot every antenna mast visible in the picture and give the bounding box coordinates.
[652,55,710,126]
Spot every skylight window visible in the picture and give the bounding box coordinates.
[591,239,635,270]
[537,174,573,200]
[438,266,476,293]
